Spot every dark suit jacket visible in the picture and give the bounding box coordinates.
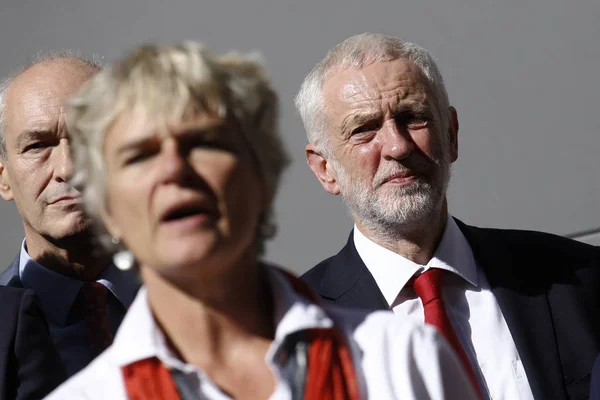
[1,253,140,378]
[590,356,600,400]
[302,219,600,400]
[0,255,22,288]
[0,286,66,400]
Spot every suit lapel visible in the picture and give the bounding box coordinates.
[318,233,388,311]
[456,220,566,399]
[0,255,23,287]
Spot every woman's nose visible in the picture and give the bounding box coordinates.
[157,141,188,184]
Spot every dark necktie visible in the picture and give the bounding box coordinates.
[79,282,114,359]
[413,268,483,398]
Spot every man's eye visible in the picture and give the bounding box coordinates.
[24,142,52,152]
[397,114,429,129]
[351,124,378,135]
[407,119,428,128]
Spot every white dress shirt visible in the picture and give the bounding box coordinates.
[46,266,477,400]
[354,216,535,400]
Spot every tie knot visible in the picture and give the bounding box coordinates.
[413,268,444,304]
[80,281,108,306]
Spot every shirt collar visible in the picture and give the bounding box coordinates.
[429,216,478,287]
[19,239,139,326]
[353,215,478,307]
[110,266,334,372]
[99,264,140,310]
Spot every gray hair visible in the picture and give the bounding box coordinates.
[0,50,103,159]
[66,41,289,255]
[294,33,451,155]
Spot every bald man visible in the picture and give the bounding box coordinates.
[0,54,139,377]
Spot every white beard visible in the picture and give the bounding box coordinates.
[334,154,451,238]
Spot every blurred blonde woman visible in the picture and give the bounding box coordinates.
[46,42,477,400]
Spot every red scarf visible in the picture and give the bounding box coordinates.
[122,269,360,400]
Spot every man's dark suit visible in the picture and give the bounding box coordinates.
[0,286,66,400]
[590,356,600,399]
[1,253,141,377]
[302,219,600,400]
[0,256,21,288]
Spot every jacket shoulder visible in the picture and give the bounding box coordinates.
[0,254,22,287]
[466,223,599,260]
[301,255,336,291]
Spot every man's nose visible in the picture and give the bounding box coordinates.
[53,139,74,183]
[380,120,415,161]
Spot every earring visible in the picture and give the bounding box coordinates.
[259,221,276,238]
[113,250,134,271]
[110,236,134,270]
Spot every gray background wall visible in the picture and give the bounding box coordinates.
[0,0,598,274]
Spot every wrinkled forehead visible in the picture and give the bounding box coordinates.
[322,59,430,122]
[5,82,68,135]
[5,63,95,137]
[323,59,427,104]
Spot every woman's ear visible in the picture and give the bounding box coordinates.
[101,208,123,241]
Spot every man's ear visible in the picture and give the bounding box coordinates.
[0,158,14,201]
[306,143,340,195]
[448,106,459,163]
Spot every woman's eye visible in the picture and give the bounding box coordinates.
[189,137,236,154]
[124,152,152,165]
[190,136,223,149]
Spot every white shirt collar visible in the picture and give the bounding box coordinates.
[110,266,334,372]
[18,239,139,326]
[353,215,478,307]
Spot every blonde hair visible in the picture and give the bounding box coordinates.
[67,41,289,254]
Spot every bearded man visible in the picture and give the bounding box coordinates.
[297,33,600,400]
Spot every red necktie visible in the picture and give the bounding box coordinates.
[413,268,483,398]
[80,282,114,359]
